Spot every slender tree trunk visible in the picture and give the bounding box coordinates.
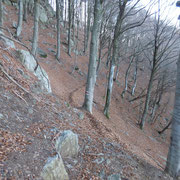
[23,0,28,22]
[121,56,134,98]
[113,63,120,82]
[0,0,3,28]
[103,0,128,117]
[139,70,154,129]
[83,0,87,53]
[16,0,23,37]
[31,0,39,56]
[56,0,61,61]
[60,0,64,22]
[104,60,116,118]
[64,0,66,28]
[106,39,112,67]
[165,55,180,178]
[96,42,102,77]
[131,59,138,96]
[85,0,91,53]
[83,0,103,113]
[72,0,75,43]
[68,0,72,56]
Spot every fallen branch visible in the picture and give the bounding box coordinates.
[12,90,28,105]
[0,64,30,94]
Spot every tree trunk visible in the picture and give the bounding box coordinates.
[16,0,23,37]
[131,59,138,96]
[31,0,39,56]
[60,0,64,22]
[139,70,154,129]
[83,0,103,113]
[56,0,61,61]
[68,0,72,56]
[0,0,3,27]
[113,63,120,82]
[23,0,28,22]
[165,55,180,178]
[83,0,87,53]
[85,0,91,53]
[104,60,115,118]
[64,0,66,28]
[96,41,102,77]
[121,56,134,98]
[104,0,128,117]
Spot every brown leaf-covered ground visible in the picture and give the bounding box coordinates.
[0,3,174,180]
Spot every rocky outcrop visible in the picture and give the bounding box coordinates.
[17,49,52,93]
[39,4,48,24]
[41,155,69,180]
[55,130,79,158]
[0,31,15,49]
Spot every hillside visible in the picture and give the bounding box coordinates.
[0,2,174,180]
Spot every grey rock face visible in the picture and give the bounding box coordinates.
[39,4,48,24]
[41,155,69,180]
[17,49,51,93]
[55,130,79,158]
[0,31,15,49]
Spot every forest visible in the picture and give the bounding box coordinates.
[0,0,180,179]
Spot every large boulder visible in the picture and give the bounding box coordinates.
[0,31,15,49]
[41,155,69,180]
[39,4,48,24]
[17,49,51,93]
[45,3,55,18]
[55,130,79,158]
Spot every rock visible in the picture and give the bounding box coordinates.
[28,108,33,114]
[12,21,17,29]
[47,48,56,55]
[45,4,55,18]
[55,130,79,158]
[0,31,15,49]
[78,111,84,120]
[93,157,105,165]
[39,4,48,24]
[17,49,51,93]
[99,169,106,179]
[107,174,121,180]
[37,47,47,58]
[41,155,69,180]
[0,113,4,119]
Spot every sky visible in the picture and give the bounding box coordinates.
[140,0,180,26]
[50,0,180,26]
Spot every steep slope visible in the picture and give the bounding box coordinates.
[0,2,173,180]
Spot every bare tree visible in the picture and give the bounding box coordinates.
[23,0,28,22]
[16,0,23,37]
[165,54,180,179]
[83,0,104,113]
[56,0,61,61]
[31,0,40,56]
[104,0,149,118]
[0,0,3,27]
[139,9,178,129]
[68,0,72,56]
